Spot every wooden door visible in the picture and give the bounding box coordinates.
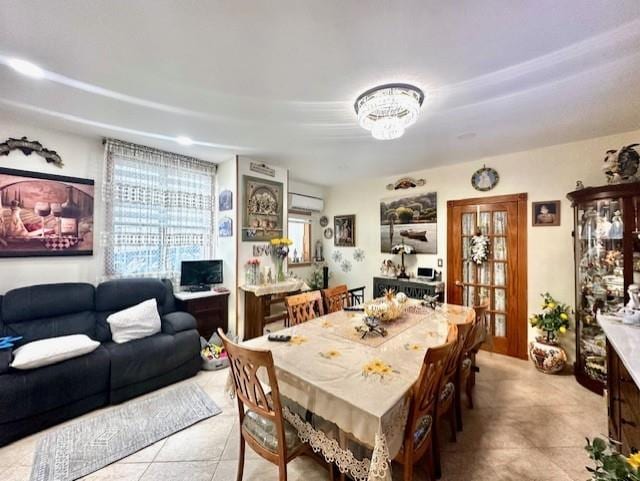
[447,194,528,359]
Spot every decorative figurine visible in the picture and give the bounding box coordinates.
[581,207,598,239]
[575,180,585,190]
[602,144,639,184]
[609,210,624,239]
[596,214,612,239]
[266,268,273,284]
[314,240,323,261]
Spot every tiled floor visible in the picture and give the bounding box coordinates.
[0,351,607,481]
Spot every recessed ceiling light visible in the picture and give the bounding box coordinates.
[7,58,45,79]
[175,136,193,146]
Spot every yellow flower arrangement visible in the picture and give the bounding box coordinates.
[289,335,308,345]
[319,349,341,359]
[362,358,395,378]
[270,237,293,246]
[628,452,640,469]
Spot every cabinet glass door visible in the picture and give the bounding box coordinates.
[576,197,625,385]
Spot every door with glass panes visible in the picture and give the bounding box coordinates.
[447,194,528,359]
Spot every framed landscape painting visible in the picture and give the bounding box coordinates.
[0,167,94,257]
[380,192,437,254]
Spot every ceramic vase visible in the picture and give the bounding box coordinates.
[529,337,567,374]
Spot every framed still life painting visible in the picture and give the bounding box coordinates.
[242,175,283,242]
[0,167,94,257]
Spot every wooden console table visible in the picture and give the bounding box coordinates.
[241,280,307,340]
[373,276,445,302]
[174,290,229,340]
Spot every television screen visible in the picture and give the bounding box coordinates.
[180,260,223,286]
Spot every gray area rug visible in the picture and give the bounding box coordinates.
[30,383,221,481]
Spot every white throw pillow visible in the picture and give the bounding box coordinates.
[107,298,161,344]
[11,334,100,370]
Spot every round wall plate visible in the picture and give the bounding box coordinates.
[471,166,499,192]
[319,215,328,227]
[323,227,333,239]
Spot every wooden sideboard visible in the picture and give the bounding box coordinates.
[373,276,445,302]
[175,290,229,340]
[607,339,640,454]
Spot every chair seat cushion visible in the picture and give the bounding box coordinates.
[439,381,455,403]
[104,331,198,390]
[0,345,110,424]
[242,409,302,453]
[413,414,433,448]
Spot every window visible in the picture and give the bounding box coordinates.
[103,139,216,282]
[288,214,311,264]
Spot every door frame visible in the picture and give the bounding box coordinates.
[446,193,528,359]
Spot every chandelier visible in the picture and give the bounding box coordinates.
[354,83,424,140]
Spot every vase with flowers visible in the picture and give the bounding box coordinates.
[585,437,640,481]
[245,258,260,286]
[270,237,293,282]
[528,293,571,374]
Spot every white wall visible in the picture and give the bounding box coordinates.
[236,157,288,338]
[322,129,640,360]
[0,118,103,293]
[215,155,238,332]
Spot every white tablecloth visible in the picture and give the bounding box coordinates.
[244,302,474,481]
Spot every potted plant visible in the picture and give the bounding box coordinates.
[585,437,640,480]
[528,293,571,374]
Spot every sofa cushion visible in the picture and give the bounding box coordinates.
[11,334,100,370]
[1,283,96,344]
[0,345,110,424]
[104,330,199,390]
[95,279,170,341]
[107,298,161,344]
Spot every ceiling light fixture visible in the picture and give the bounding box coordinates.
[7,58,45,79]
[354,83,424,140]
[175,136,193,146]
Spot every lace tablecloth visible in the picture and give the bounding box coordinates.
[243,302,474,481]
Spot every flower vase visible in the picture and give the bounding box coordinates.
[276,258,285,282]
[528,336,567,374]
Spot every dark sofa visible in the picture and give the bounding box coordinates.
[0,278,201,447]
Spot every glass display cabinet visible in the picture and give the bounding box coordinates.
[567,182,640,394]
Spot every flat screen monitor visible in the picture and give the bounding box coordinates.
[417,267,434,279]
[180,260,223,287]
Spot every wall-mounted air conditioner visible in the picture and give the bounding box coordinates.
[289,193,324,212]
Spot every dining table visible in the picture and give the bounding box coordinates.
[242,301,475,481]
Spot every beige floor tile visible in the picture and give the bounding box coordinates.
[139,461,217,481]
[79,462,149,481]
[0,433,39,467]
[1,465,32,481]
[120,440,166,463]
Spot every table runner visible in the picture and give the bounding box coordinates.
[243,302,474,481]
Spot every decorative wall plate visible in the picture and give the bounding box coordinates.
[471,166,499,192]
[319,215,328,227]
[385,177,426,191]
[323,227,333,239]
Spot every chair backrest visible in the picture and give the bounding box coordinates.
[285,291,324,326]
[218,329,283,421]
[469,303,491,353]
[442,321,473,386]
[406,329,455,453]
[321,285,350,313]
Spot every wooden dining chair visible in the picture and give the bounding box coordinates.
[321,284,350,313]
[284,291,324,326]
[433,321,473,478]
[464,303,490,409]
[395,328,456,481]
[219,329,308,481]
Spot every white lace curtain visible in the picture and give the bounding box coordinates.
[102,139,216,284]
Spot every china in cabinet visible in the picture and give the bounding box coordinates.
[567,182,640,394]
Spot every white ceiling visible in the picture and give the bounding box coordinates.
[1,1,640,185]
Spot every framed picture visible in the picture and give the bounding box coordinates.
[334,215,355,247]
[380,192,437,254]
[471,166,499,192]
[532,200,561,226]
[0,167,94,257]
[242,175,283,242]
[219,190,232,211]
[219,216,233,237]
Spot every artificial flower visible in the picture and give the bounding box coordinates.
[560,313,568,321]
[559,326,567,334]
[628,452,640,469]
[319,349,341,359]
[289,335,308,345]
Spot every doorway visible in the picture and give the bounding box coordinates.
[447,194,528,359]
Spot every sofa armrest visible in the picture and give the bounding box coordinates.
[161,311,197,335]
[0,349,12,375]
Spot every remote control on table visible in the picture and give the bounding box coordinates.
[267,334,291,342]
